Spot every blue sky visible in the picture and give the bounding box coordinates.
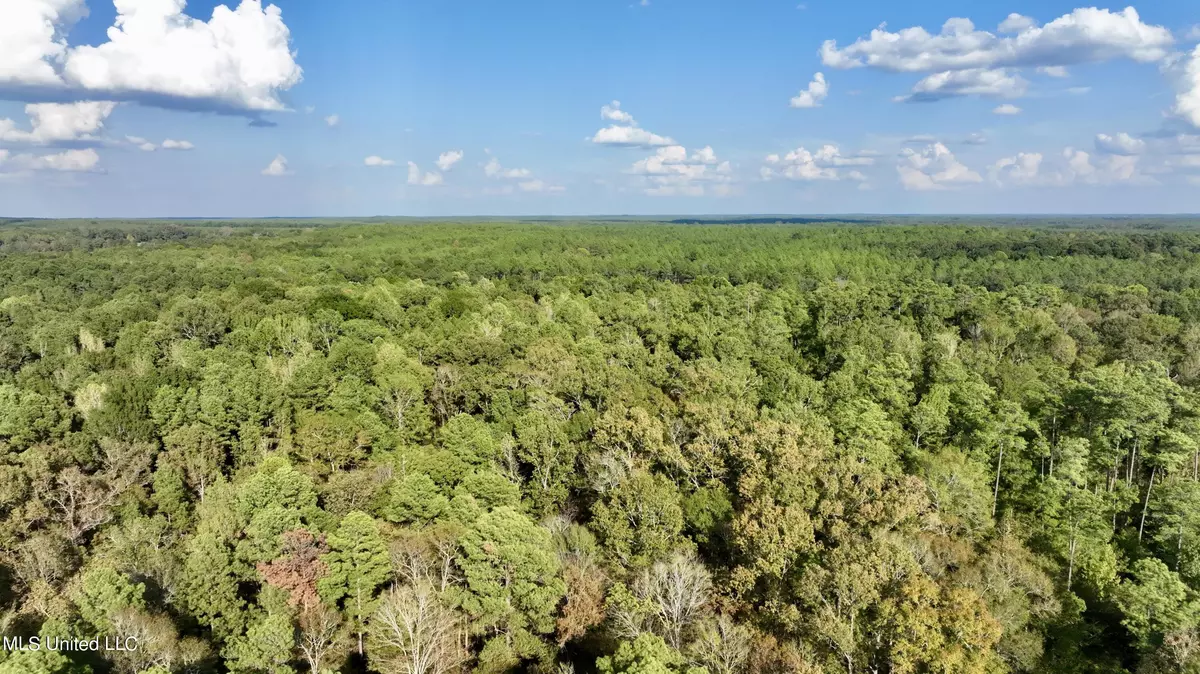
[1,0,1199,217]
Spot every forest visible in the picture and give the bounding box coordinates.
[1,219,1200,674]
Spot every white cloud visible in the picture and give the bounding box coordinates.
[126,135,157,151]
[601,101,635,124]
[998,14,1037,34]
[481,153,561,193]
[1038,65,1070,77]
[592,125,675,147]
[989,146,1147,187]
[1063,148,1142,184]
[990,152,1043,185]
[484,156,532,179]
[898,68,1027,102]
[821,9,1173,73]
[407,162,443,186]
[518,179,565,193]
[1173,46,1200,129]
[2,0,303,113]
[364,155,395,167]
[1187,25,1200,41]
[0,147,100,173]
[1095,132,1145,155]
[1067,86,1092,95]
[592,103,733,196]
[436,150,464,171]
[790,72,829,108]
[897,143,982,191]
[993,103,1023,115]
[0,101,116,144]
[32,147,99,171]
[629,144,735,196]
[262,154,289,176]
[590,101,675,147]
[127,136,192,151]
[962,132,989,145]
[762,144,874,182]
[324,114,340,127]
[0,0,88,88]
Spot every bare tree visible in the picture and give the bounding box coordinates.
[688,615,753,674]
[298,604,345,674]
[390,525,461,593]
[633,553,712,649]
[108,608,208,674]
[41,440,152,543]
[371,583,469,674]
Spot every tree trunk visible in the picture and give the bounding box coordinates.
[1067,531,1077,592]
[992,446,1005,518]
[1138,466,1156,542]
[1178,522,1185,572]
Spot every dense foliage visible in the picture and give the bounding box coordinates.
[2,221,1200,674]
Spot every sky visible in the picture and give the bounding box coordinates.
[1,0,1200,217]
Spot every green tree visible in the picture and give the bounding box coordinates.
[596,634,706,674]
[456,507,565,654]
[318,512,391,655]
[1115,558,1198,651]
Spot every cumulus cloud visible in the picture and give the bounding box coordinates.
[592,125,675,147]
[0,101,116,144]
[481,152,562,193]
[127,135,192,151]
[127,135,157,151]
[897,143,982,191]
[821,8,1172,103]
[629,144,734,197]
[1,0,304,114]
[821,8,1173,73]
[1095,132,1146,155]
[1172,46,1200,129]
[0,0,88,89]
[590,101,675,147]
[998,14,1037,34]
[1038,65,1070,77]
[994,103,1023,115]
[989,146,1146,187]
[436,150,464,171]
[898,68,1027,102]
[406,162,443,186]
[0,147,100,173]
[324,114,340,127]
[364,155,395,167]
[761,144,874,181]
[484,156,532,179]
[601,101,635,124]
[261,154,289,176]
[518,179,565,193]
[31,147,99,171]
[990,152,1044,185]
[790,72,829,108]
[1063,148,1142,184]
[592,102,733,195]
